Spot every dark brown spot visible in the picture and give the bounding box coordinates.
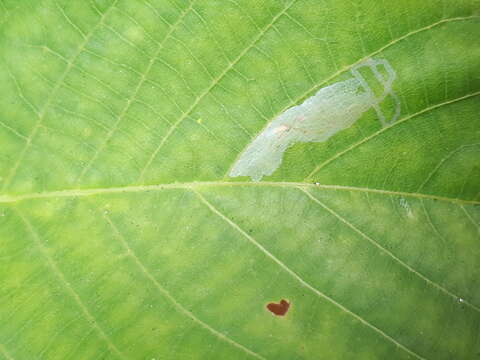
[266,299,290,316]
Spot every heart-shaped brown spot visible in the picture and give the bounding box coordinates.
[266,299,290,316]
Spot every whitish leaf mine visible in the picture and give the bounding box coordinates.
[229,58,401,181]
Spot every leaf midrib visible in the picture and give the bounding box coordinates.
[0,181,477,205]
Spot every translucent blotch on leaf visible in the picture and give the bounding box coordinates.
[229,58,401,181]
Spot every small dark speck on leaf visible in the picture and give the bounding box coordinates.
[266,299,290,316]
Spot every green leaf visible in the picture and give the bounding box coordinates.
[1,0,479,359]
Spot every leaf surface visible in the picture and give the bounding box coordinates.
[0,0,479,359]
